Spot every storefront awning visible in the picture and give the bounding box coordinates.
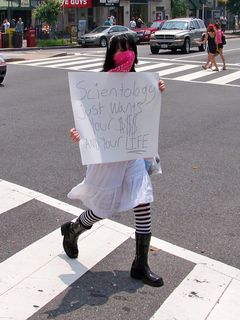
[62,0,92,8]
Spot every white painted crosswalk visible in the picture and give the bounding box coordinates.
[1,178,240,319]
[10,53,240,87]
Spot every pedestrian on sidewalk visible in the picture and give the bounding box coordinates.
[15,17,24,33]
[2,19,10,32]
[129,17,136,29]
[61,34,165,288]
[104,16,112,26]
[136,16,144,28]
[10,18,16,28]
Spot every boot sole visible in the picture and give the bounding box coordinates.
[131,270,164,287]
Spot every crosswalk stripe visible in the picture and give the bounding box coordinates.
[136,62,173,72]
[11,54,81,64]
[0,222,131,320]
[47,57,104,68]
[0,179,32,214]
[28,56,89,66]
[89,60,149,72]
[68,61,105,70]
[207,70,240,85]
[150,264,232,320]
[158,64,199,76]
[173,69,213,81]
[206,279,240,320]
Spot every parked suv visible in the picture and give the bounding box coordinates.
[150,18,206,54]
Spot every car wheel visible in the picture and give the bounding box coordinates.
[171,48,177,53]
[150,47,159,54]
[181,38,190,54]
[0,77,4,84]
[100,37,107,47]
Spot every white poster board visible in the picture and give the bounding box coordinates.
[68,72,161,165]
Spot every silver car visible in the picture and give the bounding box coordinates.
[0,55,7,84]
[79,25,139,48]
[150,18,206,54]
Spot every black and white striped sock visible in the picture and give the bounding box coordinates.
[133,203,151,234]
[79,209,102,228]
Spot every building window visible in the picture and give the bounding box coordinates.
[68,9,76,24]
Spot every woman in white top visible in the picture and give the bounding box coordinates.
[61,34,165,287]
[129,17,136,29]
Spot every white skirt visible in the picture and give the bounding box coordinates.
[67,159,153,218]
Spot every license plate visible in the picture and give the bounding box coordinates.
[160,44,168,48]
[82,39,85,44]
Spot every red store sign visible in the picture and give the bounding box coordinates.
[63,0,92,8]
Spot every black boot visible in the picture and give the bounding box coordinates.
[61,217,91,259]
[130,233,164,287]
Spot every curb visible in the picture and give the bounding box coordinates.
[3,51,73,62]
[0,45,79,52]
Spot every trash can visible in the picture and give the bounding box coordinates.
[27,29,36,47]
[12,31,23,48]
[2,33,9,48]
[6,28,15,48]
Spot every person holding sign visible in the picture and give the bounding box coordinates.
[61,34,165,287]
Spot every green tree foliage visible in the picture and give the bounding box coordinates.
[218,0,228,4]
[227,0,240,15]
[33,0,62,29]
[171,0,188,18]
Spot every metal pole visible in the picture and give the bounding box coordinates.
[7,0,10,20]
[202,4,204,22]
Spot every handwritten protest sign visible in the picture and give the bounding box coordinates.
[68,72,161,165]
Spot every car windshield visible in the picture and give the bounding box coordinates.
[89,26,109,34]
[151,21,163,29]
[162,21,189,30]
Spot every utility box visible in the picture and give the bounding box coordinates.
[12,31,23,48]
[2,33,9,48]
[27,29,36,47]
[6,28,15,48]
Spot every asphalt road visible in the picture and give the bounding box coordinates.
[1,39,240,319]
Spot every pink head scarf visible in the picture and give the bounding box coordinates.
[109,50,135,72]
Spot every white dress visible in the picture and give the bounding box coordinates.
[67,159,153,218]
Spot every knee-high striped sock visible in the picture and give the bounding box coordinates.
[79,209,102,228]
[133,203,151,234]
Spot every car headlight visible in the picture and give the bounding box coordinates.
[175,34,184,39]
[150,33,156,39]
[145,30,151,35]
[0,59,6,66]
